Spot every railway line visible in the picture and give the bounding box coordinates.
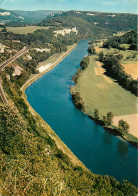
[0,46,28,71]
[0,46,29,104]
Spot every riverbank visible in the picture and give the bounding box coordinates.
[70,54,138,146]
[21,44,77,91]
[25,39,138,186]
[20,43,89,169]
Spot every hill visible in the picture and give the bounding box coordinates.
[59,10,137,31]
[38,15,113,39]
[12,10,60,23]
[0,9,59,26]
[0,8,28,26]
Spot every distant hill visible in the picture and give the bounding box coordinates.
[0,8,27,26]
[38,16,113,39]
[0,9,137,31]
[13,10,61,23]
[56,10,137,31]
[0,9,60,26]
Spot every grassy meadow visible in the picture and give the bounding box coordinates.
[7,26,50,34]
[73,55,138,119]
[94,42,138,80]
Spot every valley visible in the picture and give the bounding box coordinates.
[0,7,137,195]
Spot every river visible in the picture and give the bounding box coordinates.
[26,40,138,186]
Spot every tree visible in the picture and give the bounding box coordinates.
[99,51,104,62]
[80,56,89,70]
[103,112,113,126]
[116,54,123,60]
[118,120,130,134]
[103,115,108,126]
[94,109,99,120]
[107,112,113,126]
[88,44,96,55]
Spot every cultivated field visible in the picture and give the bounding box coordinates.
[122,62,138,80]
[113,114,138,138]
[7,26,50,34]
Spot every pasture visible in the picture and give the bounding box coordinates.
[73,55,138,119]
[7,26,50,34]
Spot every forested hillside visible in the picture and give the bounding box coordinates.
[38,16,113,39]
[59,11,137,31]
[0,86,137,195]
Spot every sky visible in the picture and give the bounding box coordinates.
[0,0,137,14]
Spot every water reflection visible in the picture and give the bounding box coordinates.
[117,141,128,156]
[103,131,112,145]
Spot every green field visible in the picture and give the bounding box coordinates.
[73,55,138,118]
[7,26,50,34]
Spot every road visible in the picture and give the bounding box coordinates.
[0,46,28,104]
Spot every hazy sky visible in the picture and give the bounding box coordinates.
[0,0,137,13]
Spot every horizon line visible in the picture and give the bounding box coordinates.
[0,7,137,15]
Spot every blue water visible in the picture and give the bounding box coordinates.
[26,40,138,186]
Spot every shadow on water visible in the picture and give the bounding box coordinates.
[117,141,128,156]
[102,131,112,145]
